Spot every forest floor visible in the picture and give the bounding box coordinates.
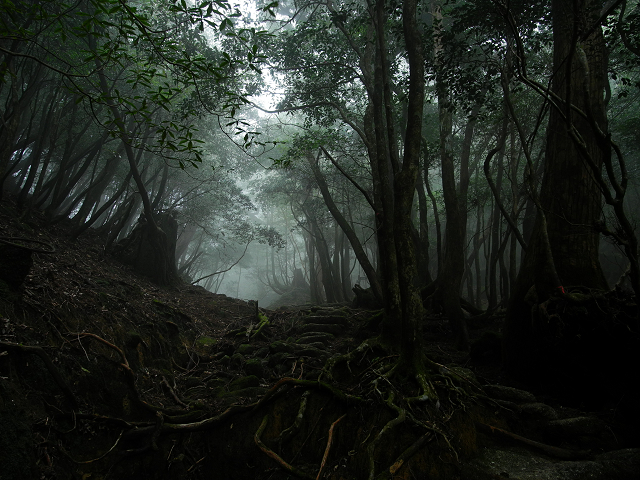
[0,199,639,480]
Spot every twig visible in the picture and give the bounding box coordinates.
[316,414,346,480]
[385,432,433,477]
[161,375,188,408]
[72,431,124,463]
[68,332,130,369]
[254,415,314,480]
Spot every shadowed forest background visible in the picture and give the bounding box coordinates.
[1,0,639,479]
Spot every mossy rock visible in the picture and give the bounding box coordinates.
[484,385,536,404]
[303,315,348,325]
[196,336,217,347]
[230,353,245,366]
[237,344,256,355]
[292,345,327,359]
[295,333,335,345]
[267,351,294,368]
[244,358,265,377]
[206,378,227,390]
[269,340,294,354]
[298,323,343,335]
[229,375,260,390]
[253,347,269,358]
[520,402,558,421]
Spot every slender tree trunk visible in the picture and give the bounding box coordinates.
[95,55,177,285]
[307,150,382,302]
[432,0,468,349]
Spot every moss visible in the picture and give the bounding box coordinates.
[125,331,143,348]
[229,375,260,390]
[237,343,255,355]
[196,336,217,346]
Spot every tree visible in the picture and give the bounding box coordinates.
[263,0,442,393]
[0,0,276,284]
[504,0,612,377]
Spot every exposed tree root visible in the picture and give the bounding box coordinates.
[277,390,310,445]
[122,377,359,442]
[67,332,185,415]
[382,431,433,479]
[320,336,384,382]
[255,415,315,480]
[476,422,591,459]
[0,340,78,408]
[367,392,406,480]
[317,413,346,480]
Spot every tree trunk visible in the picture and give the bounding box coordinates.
[307,150,382,302]
[432,1,469,350]
[95,53,178,285]
[504,0,609,378]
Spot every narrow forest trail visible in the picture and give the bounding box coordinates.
[1,201,638,479]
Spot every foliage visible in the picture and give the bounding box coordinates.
[0,0,277,166]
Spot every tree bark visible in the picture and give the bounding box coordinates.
[504,0,609,377]
[432,0,469,350]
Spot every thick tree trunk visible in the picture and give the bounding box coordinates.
[504,0,609,377]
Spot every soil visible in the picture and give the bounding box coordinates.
[0,200,639,480]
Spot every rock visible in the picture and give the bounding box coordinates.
[269,340,294,354]
[292,346,327,359]
[230,353,245,367]
[253,347,269,358]
[463,445,596,480]
[244,358,264,377]
[545,416,606,439]
[303,315,348,325]
[237,344,256,355]
[484,385,537,404]
[295,333,335,345]
[298,323,343,335]
[520,402,558,421]
[445,365,480,386]
[228,375,260,390]
[464,444,640,480]
[267,351,294,368]
[205,378,226,390]
[595,448,640,480]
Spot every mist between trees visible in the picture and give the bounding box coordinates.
[1,0,639,363]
